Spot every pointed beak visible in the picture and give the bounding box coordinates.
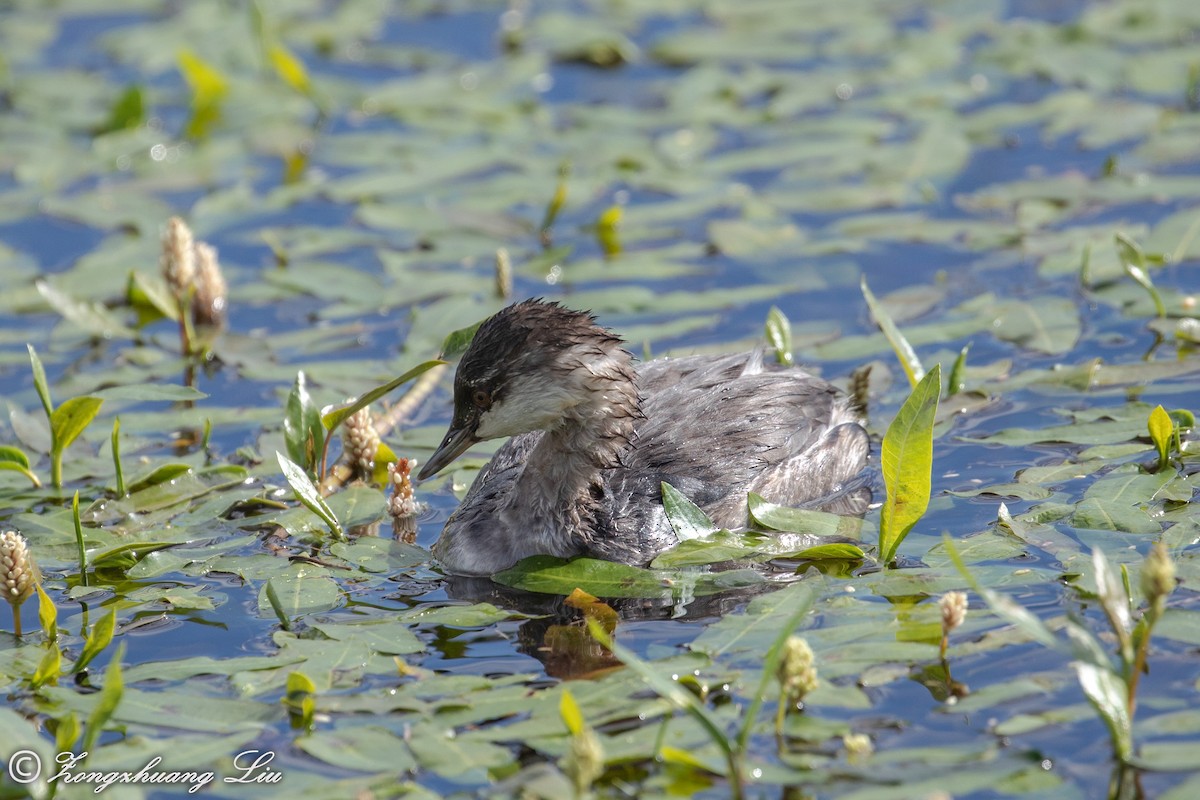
[418,421,479,481]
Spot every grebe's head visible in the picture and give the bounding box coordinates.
[417,299,629,480]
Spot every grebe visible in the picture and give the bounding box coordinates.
[418,299,870,576]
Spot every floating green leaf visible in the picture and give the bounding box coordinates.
[879,364,941,565]
[661,482,717,542]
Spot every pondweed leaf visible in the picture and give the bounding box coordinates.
[494,555,764,598]
[862,275,924,387]
[1114,232,1166,318]
[36,280,135,339]
[36,583,57,643]
[439,320,484,361]
[98,85,145,134]
[1148,404,1173,470]
[948,343,969,396]
[662,481,717,541]
[0,445,40,487]
[790,543,866,561]
[81,643,125,755]
[585,618,737,780]
[31,644,62,690]
[879,364,940,565]
[320,360,445,434]
[765,306,793,366]
[560,688,585,736]
[51,396,104,453]
[1075,661,1133,762]
[596,204,622,257]
[268,42,312,95]
[28,343,52,418]
[284,371,324,473]
[74,610,116,675]
[276,451,343,538]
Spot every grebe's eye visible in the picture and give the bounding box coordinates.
[472,389,492,410]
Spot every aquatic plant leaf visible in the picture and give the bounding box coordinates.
[948,343,969,395]
[1070,497,1160,534]
[861,275,924,387]
[260,567,341,618]
[92,384,206,402]
[661,481,717,541]
[879,364,940,565]
[36,583,57,643]
[943,537,1060,652]
[88,541,177,570]
[0,445,40,487]
[74,610,116,674]
[31,644,62,690]
[586,618,735,771]
[439,321,484,360]
[1075,661,1133,762]
[284,371,324,473]
[765,306,793,366]
[50,396,103,453]
[320,360,445,433]
[747,494,863,537]
[97,85,144,134]
[1148,404,1173,469]
[789,543,866,561]
[268,43,311,95]
[298,726,419,774]
[1114,232,1166,318]
[81,643,125,755]
[36,280,135,339]
[27,343,53,418]
[560,688,584,736]
[494,556,764,598]
[276,451,342,538]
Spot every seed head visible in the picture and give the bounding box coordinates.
[1141,541,1176,603]
[776,635,819,700]
[0,531,38,608]
[192,241,228,329]
[495,247,512,299]
[343,404,381,480]
[388,458,419,518]
[162,216,196,300]
[940,591,969,635]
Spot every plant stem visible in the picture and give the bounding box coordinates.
[1126,600,1163,716]
[72,491,88,588]
[14,606,22,638]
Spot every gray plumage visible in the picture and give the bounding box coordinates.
[419,299,871,576]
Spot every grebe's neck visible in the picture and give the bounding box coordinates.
[500,345,640,543]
